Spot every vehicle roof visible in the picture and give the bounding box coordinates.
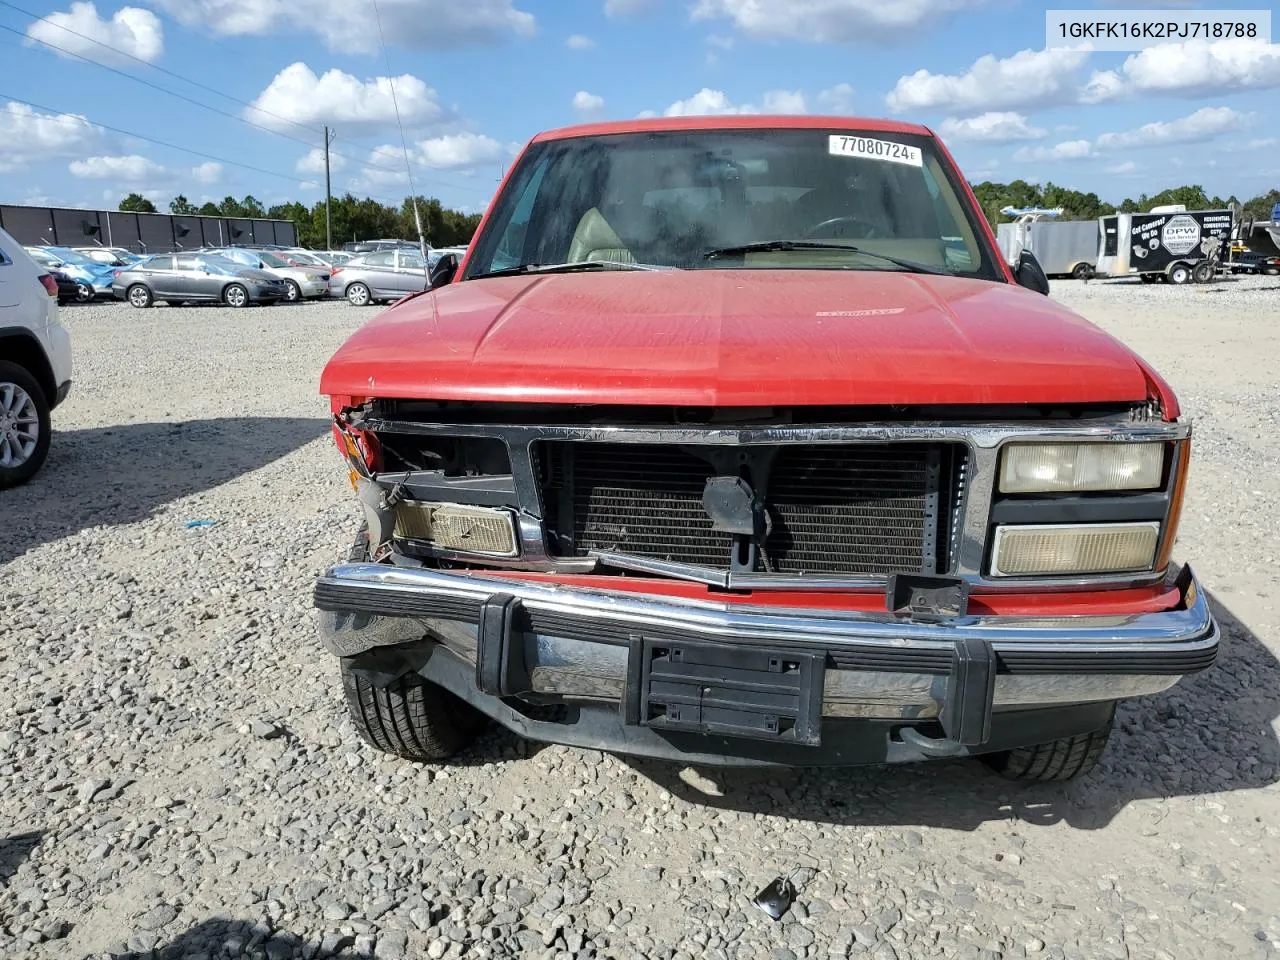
[532,114,935,143]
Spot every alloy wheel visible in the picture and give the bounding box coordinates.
[0,381,39,468]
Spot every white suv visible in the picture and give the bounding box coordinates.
[0,225,73,488]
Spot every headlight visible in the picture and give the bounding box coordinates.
[990,522,1159,577]
[392,501,518,556]
[999,442,1163,493]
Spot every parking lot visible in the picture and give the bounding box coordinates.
[2,280,1279,959]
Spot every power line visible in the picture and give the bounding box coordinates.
[0,21,325,153]
[0,3,496,196]
[0,91,303,183]
[0,0,323,136]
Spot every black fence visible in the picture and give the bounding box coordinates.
[0,203,297,253]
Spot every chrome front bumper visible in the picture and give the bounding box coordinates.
[315,562,1217,723]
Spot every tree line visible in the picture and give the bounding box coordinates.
[969,181,1280,226]
[117,180,1280,247]
[117,191,483,249]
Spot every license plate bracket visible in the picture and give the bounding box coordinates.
[627,639,825,746]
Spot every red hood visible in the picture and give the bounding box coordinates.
[320,270,1151,407]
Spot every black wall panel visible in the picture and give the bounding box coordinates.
[0,203,296,252]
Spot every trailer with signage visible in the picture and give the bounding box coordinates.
[1095,209,1234,284]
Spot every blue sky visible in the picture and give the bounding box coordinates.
[1,0,1277,217]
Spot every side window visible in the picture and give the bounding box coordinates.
[363,252,395,267]
[399,252,425,270]
[491,154,551,270]
[175,256,200,272]
[149,256,174,271]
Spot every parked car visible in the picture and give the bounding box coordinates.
[1229,251,1280,275]
[47,269,85,304]
[314,251,354,267]
[73,246,140,267]
[314,115,1215,781]
[23,246,114,300]
[342,239,420,254]
[328,249,430,305]
[207,247,329,302]
[112,253,287,307]
[277,249,332,270]
[0,226,73,487]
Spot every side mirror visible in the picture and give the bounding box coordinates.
[1014,250,1050,295]
[428,253,459,290]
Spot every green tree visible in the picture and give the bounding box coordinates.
[119,192,157,213]
[169,194,197,215]
[197,201,220,216]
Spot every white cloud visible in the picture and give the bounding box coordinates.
[0,102,103,172]
[69,154,167,180]
[296,147,345,175]
[27,2,163,65]
[1011,106,1245,167]
[415,132,505,169]
[1094,106,1245,151]
[1012,139,1093,163]
[815,82,854,113]
[887,48,1089,112]
[246,63,447,133]
[1104,161,1137,175]
[566,33,595,49]
[191,161,222,184]
[1119,38,1280,96]
[573,91,605,113]
[1248,137,1278,149]
[604,0,656,17]
[938,111,1046,144]
[144,0,534,54]
[691,0,984,42]
[1080,69,1125,104]
[358,132,506,186]
[762,90,807,113]
[663,88,806,116]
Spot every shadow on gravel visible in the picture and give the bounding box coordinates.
[0,417,328,565]
[0,831,42,885]
[91,918,335,959]
[626,590,1278,832]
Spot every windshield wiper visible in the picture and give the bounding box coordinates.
[472,259,670,279]
[702,240,953,276]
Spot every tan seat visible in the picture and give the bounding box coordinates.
[567,208,636,264]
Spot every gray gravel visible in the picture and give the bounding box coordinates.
[2,287,1279,959]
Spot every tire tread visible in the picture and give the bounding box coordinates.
[984,709,1114,782]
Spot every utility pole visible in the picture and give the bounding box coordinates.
[324,125,336,250]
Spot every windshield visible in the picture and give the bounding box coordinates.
[465,128,998,281]
[257,251,289,268]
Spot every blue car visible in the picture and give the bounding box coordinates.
[25,246,117,301]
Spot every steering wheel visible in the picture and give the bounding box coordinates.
[803,215,881,241]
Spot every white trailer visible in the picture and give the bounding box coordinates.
[996,219,1100,279]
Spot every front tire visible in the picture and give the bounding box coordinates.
[341,661,483,761]
[74,282,93,303]
[346,282,372,306]
[223,283,249,308]
[1169,263,1192,285]
[284,279,301,302]
[0,361,52,489]
[983,708,1114,782]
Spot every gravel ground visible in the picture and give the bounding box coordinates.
[2,278,1279,960]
